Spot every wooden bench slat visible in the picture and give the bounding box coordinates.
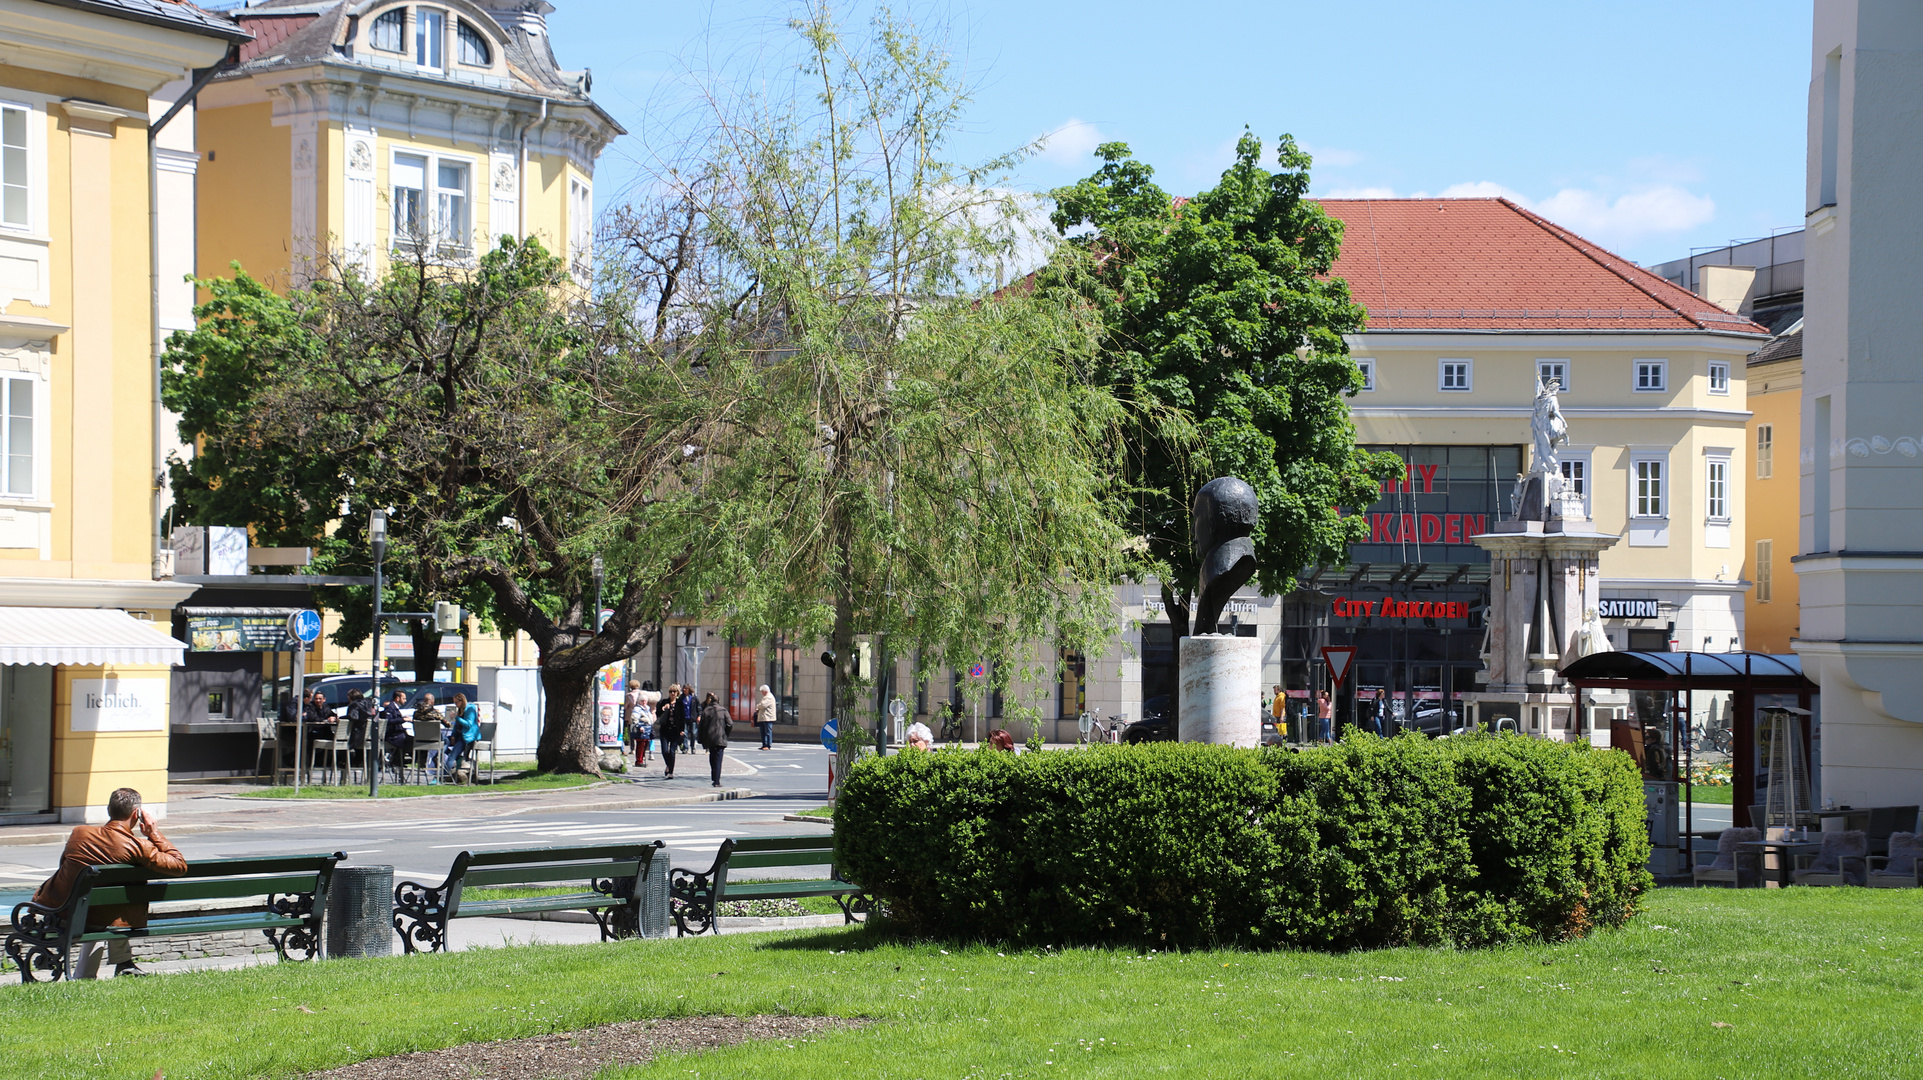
[456,894,614,917]
[718,881,856,900]
[87,873,323,907]
[725,835,836,853]
[75,913,302,940]
[461,862,643,888]
[724,852,836,870]
[461,844,653,867]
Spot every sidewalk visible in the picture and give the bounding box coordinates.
[0,767,761,847]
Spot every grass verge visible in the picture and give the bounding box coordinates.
[235,773,598,799]
[795,806,834,818]
[1687,784,1734,805]
[5,889,1921,1079]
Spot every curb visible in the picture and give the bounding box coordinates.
[781,814,834,825]
[216,780,617,803]
[494,911,845,930]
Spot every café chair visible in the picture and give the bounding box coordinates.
[1693,826,1761,887]
[1792,829,1868,886]
[1866,805,1919,857]
[1867,832,1922,888]
[409,718,444,784]
[466,720,498,784]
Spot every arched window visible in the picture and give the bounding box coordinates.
[457,20,492,66]
[368,8,405,53]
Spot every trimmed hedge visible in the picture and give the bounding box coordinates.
[834,735,1650,951]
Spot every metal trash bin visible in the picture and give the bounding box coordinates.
[324,864,394,959]
[639,849,670,938]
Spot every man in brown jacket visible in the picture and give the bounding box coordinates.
[32,787,187,978]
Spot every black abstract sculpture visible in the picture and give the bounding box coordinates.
[1191,476,1258,635]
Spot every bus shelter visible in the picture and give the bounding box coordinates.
[1561,652,1818,840]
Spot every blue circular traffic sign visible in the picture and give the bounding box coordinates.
[820,717,839,754]
[287,609,322,644]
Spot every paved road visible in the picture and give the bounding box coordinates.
[0,743,839,897]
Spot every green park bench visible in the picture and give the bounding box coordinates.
[668,833,868,936]
[4,852,345,983]
[391,842,664,954]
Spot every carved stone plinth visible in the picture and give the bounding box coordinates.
[1178,634,1261,747]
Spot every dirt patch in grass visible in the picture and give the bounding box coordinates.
[305,1014,864,1079]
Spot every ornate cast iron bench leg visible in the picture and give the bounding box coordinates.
[261,891,323,961]
[834,892,872,925]
[392,881,448,954]
[668,866,717,936]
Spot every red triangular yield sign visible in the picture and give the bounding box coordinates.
[1322,645,1358,687]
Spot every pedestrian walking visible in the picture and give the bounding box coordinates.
[754,683,777,750]
[1270,684,1287,741]
[679,686,699,753]
[657,685,682,779]
[1316,690,1333,743]
[697,691,731,788]
[32,788,185,978]
[631,694,655,767]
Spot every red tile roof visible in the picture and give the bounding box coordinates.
[236,12,318,64]
[1316,198,1769,335]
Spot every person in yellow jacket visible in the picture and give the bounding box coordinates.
[1271,685,1288,741]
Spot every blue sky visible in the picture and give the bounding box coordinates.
[555,0,1811,267]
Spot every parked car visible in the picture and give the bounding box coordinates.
[1122,695,1176,743]
[269,673,401,718]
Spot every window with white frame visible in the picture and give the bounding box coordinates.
[435,159,470,253]
[457,20,491,66]
[1438,358,1472,392]
[568,176,591,274]
[1354,358,1374,392]
[2,102,29,230]
[1756,424,1773,478]
[2,375,34,498]
[1708,360,1730,394]
[1537,359,1569,392]
[416,7,444,70]
[392,152,428,246]
[1560,456,1587,507]
[368,8,405,52]
[1634,359,1667,392]
[1706,455,1730,521]
[1755,539,1773,603]
[1632,455,1665,518]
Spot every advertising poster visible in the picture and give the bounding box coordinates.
[595,663,625,746]
[187,614,297,653]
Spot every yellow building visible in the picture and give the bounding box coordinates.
[0,0,245,822]
[194,0,621,288]
[1742,324,1801,653]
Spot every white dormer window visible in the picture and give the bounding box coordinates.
[457,20,492,66]
[369,8,404,53]
[416,8,444,71]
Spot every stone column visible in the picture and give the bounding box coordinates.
[1178,635,1261,747]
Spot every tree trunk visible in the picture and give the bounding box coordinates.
[536,661,600,774]
[409,622,443,682]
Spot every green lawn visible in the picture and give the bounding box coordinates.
[236,773,599,799]
[1687,784,1734,805]
[5,889,1922,1079]
[796,806,834,818]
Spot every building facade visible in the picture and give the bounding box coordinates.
[1742,323,1802,653]
[194,0,620,288]
[1795,0,1923,807]
[0,0,245,822]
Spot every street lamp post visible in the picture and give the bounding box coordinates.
[368,510,388,797]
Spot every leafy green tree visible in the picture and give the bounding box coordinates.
[616,7,1135,761]
[164,240,736,773]
[1044,134,1401,638]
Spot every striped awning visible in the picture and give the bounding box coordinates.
[0,607,189,666]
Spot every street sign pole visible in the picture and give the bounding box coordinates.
[286,609,323,793]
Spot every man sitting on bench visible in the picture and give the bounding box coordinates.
[31,787,187,978]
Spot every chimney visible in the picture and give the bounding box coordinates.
[1699,264,1758,315]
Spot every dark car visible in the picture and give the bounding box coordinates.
[1122,696,1176,744]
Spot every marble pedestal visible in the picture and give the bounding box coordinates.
[1178,634,1261,746]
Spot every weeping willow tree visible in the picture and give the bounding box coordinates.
[610,6,1137,760]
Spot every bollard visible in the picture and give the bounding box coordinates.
[324,864,394,959]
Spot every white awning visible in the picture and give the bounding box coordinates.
[0,607,189,666]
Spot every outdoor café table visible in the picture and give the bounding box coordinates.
[1813,809,1870,833]
[1737,839,1821,888]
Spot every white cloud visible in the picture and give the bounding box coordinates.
[1035,119,1104,169]
[1310,178,1716,247]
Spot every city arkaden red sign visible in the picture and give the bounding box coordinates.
[1329,598,1471,620]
